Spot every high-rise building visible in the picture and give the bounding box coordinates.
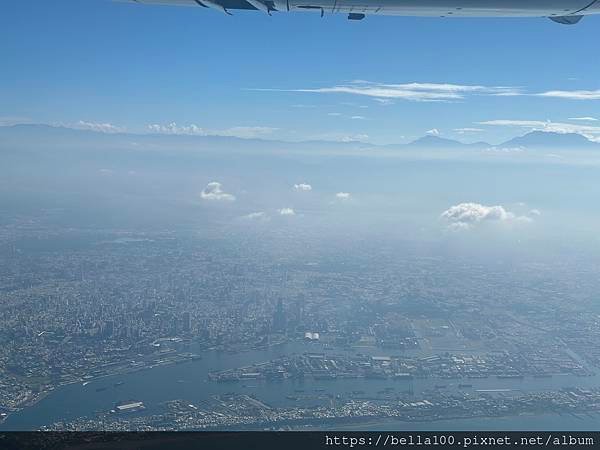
[182,312,191,333]
[103,320,114,337]
[272,299,286,333]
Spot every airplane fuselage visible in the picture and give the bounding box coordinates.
[120,0,600,22]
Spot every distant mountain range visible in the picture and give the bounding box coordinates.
[1,124,599,151]
[402,131,599,150]
[402,135,489,150]
[499,130,599,149]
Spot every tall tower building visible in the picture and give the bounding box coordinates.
[272,299,286,333]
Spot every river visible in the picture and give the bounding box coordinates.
[2,342,600,430]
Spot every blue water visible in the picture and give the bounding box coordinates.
[2,342,599,430]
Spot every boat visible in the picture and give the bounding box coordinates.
[394,373,414,380]
[114,400,145,413]
[313,374,336,380]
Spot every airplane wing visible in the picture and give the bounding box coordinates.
[117,0,598,23]
[118,0,262,13]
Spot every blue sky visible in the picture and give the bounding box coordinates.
[2,0,600,144]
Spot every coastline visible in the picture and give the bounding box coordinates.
[3,352,202,428]
[4,341,600,432]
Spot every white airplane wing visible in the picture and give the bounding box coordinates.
[117,0,600,23]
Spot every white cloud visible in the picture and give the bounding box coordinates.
[278,208,296,216]
[479,119,548,128]
[454,127,484,134]
[335,192,351,200]
[340,134,369,142]
[200,182,236,202]
[294,183,312,192]
[149,123,203,135]
[327,112,367,120]
[148,122,277,139]
[218,126,278,139]
[253,81,600,105]
[491,91,523,97]
[1,119,125,134]
[537,90,600,100]
[478,119,600,142]
[75,121,124,134]
[529,209,542,216]
[251,81,521,102]
[242,211,270,221]
[0,116,33,126]
[568,117,598,121]
[441,202,534,231]
[426,128,440,136]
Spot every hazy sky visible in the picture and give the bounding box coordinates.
[2,1,600,145]
[1,123,600,255]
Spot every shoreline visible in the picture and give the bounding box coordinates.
[2,352,203,428]
[1,340,297,428]
[4,342,599,431]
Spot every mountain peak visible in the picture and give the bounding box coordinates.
[405,135,490,149]
[501,130,597,148]
[407,135,465,147]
